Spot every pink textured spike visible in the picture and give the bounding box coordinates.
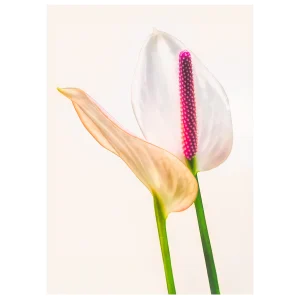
[179,50,198,160]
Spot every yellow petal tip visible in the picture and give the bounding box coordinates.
[57,87,64,94]
[57,87,75,100]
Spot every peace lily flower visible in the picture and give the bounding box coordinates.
[131,29,233,294]
[132,29,233,172]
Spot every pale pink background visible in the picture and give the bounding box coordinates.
[48,5,252,294]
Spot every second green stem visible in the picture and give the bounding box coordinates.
[194,174,220,294]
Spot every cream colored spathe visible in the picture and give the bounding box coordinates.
[57,87,197,217]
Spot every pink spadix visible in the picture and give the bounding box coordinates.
[179,50,198,160]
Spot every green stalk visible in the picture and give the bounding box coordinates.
[153,195,176,294]
[187,158,220,294]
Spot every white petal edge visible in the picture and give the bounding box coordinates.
[58,88,198,217]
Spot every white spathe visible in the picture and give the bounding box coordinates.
[132,29,233,172]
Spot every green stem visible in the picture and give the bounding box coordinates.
[194,174,220,294]
[153,196,176,294]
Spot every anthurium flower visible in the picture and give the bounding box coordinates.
[132,29,233,171]
[57,88,198,218]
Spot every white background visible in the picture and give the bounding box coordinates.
[48,5,252,294]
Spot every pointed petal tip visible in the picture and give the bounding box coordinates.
[57,87,68,97]
[152,27,160,36]
[57,87,80,100]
